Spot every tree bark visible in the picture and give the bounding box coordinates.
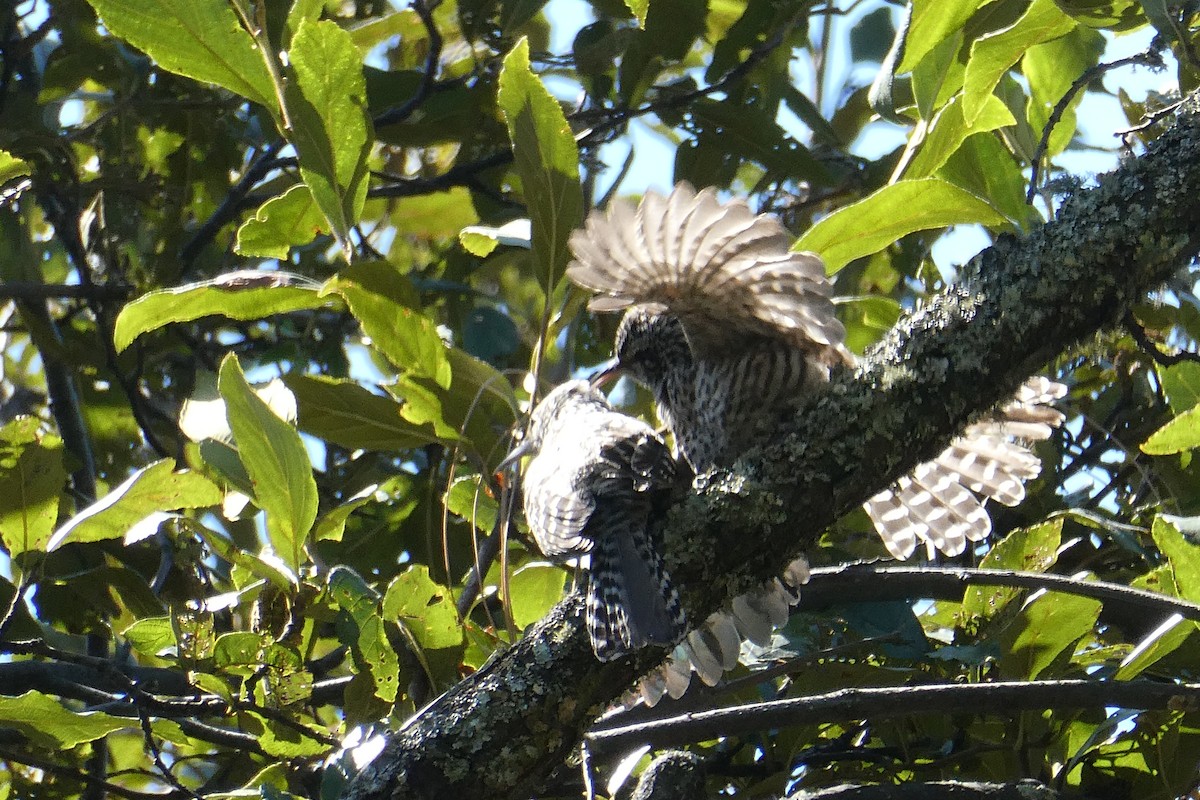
[341,98,1200,800]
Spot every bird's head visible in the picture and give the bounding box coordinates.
[500,379,608,473]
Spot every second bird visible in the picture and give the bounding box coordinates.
[507,380,686,661]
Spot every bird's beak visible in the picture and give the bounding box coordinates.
[589,358,623,389]
[497,438,531,474]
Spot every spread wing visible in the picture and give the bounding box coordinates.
[567,181,850,366]
[865,378,1067,560]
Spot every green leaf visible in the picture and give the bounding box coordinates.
[328,567,400,702]
[1161,362,1200,413]
[123,616,177,660]
[328,565,380,626]
[238,710,330,758]
[444,475,500,533]
[0,418,65,557]
[383,565,463,651]
[624,0,649,27]
[285,19,372,261]
[46,459,221,550]
[999,591,1101,679]
[963,0,1076,124]
[235,184,328,258]
[1116,564,1192,679]
[794,178,1009,273]
[962,519,1063,620]
[905,94,1016,179]
[0,149,30,184]
[284,373,440,451]
[214,631,269,675]
[509,564,567,629]
[83,0,277,110]
[390,346,521,459]
[0,691,131,748]
[1142,404,1200,455]
[218,354,318,572]
[312,494,372,543]
[356,616,401,702]
[390,188,480,237]
[113,275,328,353]
[899,0,985,73]
[937,131,1035,228]
[1023,26,1106,157]
[328,266,451,387]
[497,38,583,293]
[1151,517,1200,604]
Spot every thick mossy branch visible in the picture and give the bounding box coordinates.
[343,100,1200,800]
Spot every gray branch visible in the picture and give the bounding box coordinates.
[587,679,1200,753]
[787,780,1062,800]
[341,98,1200,800]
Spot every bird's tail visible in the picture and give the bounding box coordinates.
[586,515,686,662]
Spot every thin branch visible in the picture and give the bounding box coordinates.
[587,679,1200,753]
[0,282,130,301]
[796,563,1200,623]
[369,151,513,199]
[1026,50,1163,204]
[0,746,187,800]
[178,140,284,269]
[574,15,799,149]
[373,0,442,127]
[1125,310,1200,366]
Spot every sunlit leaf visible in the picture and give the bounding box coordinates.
[285,373,440,451]
[794,178,1009,272]
[46,459,221,550]
[1142,404,1200,455]
[383,565,463,651]
[497,38,583,293]
[235,184,328,258]
[113,275,328,353]
[0,691,131,748]
[509,564,568,629]
[218,354,318,572]
[0,418,65,557]
[83,0,277,110]
[962,519,1063,620]
[962,0,1076,124]
[0,149,30,184]
[285,19,372,260]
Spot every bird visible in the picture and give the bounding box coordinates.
[502,379,687,661]
[569,181,1065,560]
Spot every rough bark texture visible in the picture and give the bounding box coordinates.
[342,100,1200,800]
[786,780,1062,800]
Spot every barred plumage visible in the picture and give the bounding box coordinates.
[509,380,686,661]
[572,181,1065,558]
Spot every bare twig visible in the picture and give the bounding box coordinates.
[178,140,284,269]
[1125,310,1200,366]
[1026,50,1163,204]
[373,0,443,127]
[0,745,187,800]
[797,563,1200,623]
[587,679,1200,753]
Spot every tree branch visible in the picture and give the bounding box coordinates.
[786,780,1062,800]
[797,564,1200,623]
[588,679,1200,754]
[342,97,1200,800]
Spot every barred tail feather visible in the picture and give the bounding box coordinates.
[586,517,686,662]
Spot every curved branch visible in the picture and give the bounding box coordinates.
[797,564,1200,623]
[587,679,1200,753]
